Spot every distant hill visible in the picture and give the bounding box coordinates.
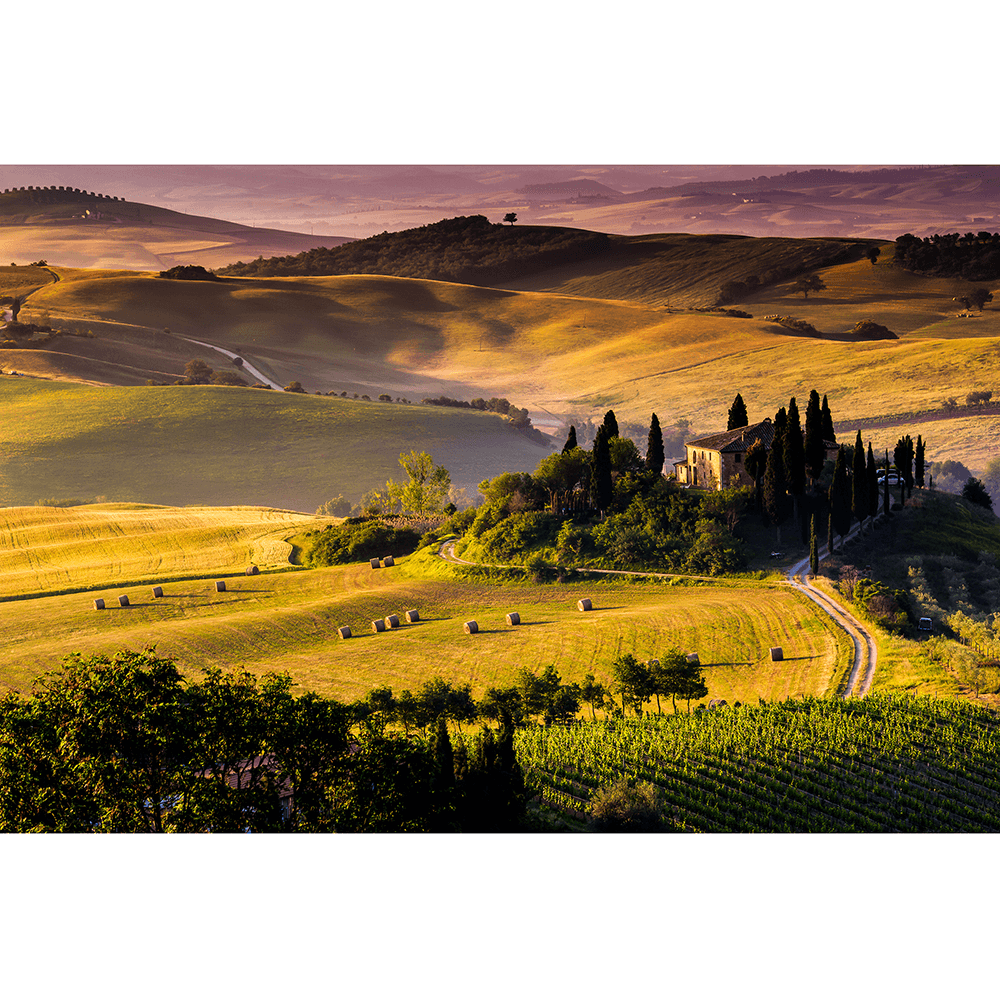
[0,184,352,270]
[217,215,874,304]
[218,215,613,284]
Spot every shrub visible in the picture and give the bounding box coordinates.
[305,518,422,566]
[588,779,670,832]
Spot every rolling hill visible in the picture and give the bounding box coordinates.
[0,185,351,270]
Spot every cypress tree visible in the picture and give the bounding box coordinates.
[809,514,819,576]
[772,407,788,483]
[820,394,836,443]
[745,437,767,509]
[915,434,925,488]
[894,434,914,499]
[562,425,578,453]
[867,443,878,526]
[727,393,748,430]
[646,412,664,475]
[592,425,613,514]
[784,397,806,496]
[827,510,834,553]
[602,409,619,440]
[804,389,825,484]
[851,429,868,528]
[762,435,791,537]
[829,445,852,544]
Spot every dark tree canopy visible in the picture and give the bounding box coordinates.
[602,409,619,440]
[804,389,825,483]
[783,397,806,495]
[851,430,868,525]
[646,413,664,475]
[591,425,613,513]
[727,393,749,430]
[562,424,578,453]
[829,445,853,540]
[961,477,993,510]
[820,395,836,443]
[789,273,827,298]
[762,435,791,527]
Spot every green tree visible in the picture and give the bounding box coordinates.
[968,288,993,312]
[602,409,619,440]
[727,393,749,430]
[962,477,993,510]
[867,246,881,265]
[562,424,578,453]
[784,397,806,511]
[648,650,688,714]
[610,653,651,716]
[394,450,452,514]
[579,673,607,720]
[804,389,825,484]
[883,449,891,515]
[592,425,613,514]
[503,212,517,226]
[646,412,665,475]
[762,434,791,539]
[820,394,836,443]
[851,430,869,529]
[915,435,925,488]
[789,273,827,298]
[829,445,853,546]
[745,437,767,509]
[184,358,214,384]
[894,435,914,500]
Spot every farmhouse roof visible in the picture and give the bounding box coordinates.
[686,418,775,454]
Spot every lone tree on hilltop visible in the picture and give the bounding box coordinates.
[867,246,881,265]
[790,274,827,299]
[503,212,517,226]
[727,393,748,430]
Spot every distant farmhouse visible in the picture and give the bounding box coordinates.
[674,418,838,490]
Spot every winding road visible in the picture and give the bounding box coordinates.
[439,528,878,698]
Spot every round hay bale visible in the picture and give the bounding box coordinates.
[93,598,105,610]
[686,652,700,665]
[118,595,130,607]
[337,626,352,639]
[246,565,259,576]
[383,555,395,567]
[372,619,386,633]
[151,586,163,598]
[577,598,593,612]
[370,558,381,569]
[215,580,226,592]
[770,646,783,661]
[405,609,419,623]
[385,614,400,629]
[464,620,479,634]
[506,612,521,626]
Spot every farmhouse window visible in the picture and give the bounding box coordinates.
[735,453,741,464]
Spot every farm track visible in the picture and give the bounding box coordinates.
[438,536,877,698]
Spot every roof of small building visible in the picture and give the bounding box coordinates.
[686,418,775,454]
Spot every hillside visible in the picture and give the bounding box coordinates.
[0,379,553,510]
[12,247,1000,474]
[216,215,875,307]
[0,185,351,270]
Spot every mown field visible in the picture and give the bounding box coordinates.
[0,378,552,510]
[0,509,849,704]
[519,692,1000,832]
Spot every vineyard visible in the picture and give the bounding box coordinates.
[516,692,1000,832]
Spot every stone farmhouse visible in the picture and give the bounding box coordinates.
[674,418,838,490]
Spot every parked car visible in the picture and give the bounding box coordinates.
[918,617,933,632]
[878,473,904,486]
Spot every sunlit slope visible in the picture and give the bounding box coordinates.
[500,233,876,306]
[0,380,552,510]
[18,261,1000,472]
[0,504,320,599]
[0,554,844,703]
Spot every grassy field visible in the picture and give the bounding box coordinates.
[0,503,321,599]
[0,378,552,510]
[0,512,849,704]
